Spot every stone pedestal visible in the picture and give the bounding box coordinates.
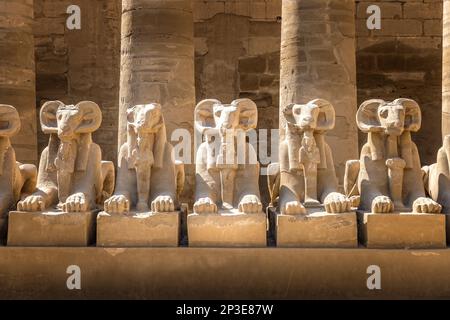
[269,207,357,248]
[358,212,446,249]
[7,210,97,247]
[97,211,181,247]
[187,210,267,247]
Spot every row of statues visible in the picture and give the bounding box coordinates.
[0,97,449,246]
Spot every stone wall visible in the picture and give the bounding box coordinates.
[34,0,121,163]
[356,0,443,165]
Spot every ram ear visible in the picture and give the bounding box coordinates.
[395,98,421,132]
[356,99,385,133]
[195,99,221,135]
[76,101,102,134]
[40,100,64,134]
[0,105,20,138]
[233,98,258,131]
[310,99,335,132]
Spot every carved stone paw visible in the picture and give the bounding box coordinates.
[17,195,46,212]
[194,197,218,214]
[281,201,306,215]
[104,195,130,214]
[324,192,352,213]
[238,195,262,214]
[63,192,88,213]
[412,197,442,214]
[371,196,394,213]
[151,195,175,213]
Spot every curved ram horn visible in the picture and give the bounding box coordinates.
[282,103,296,126]
[395,98,421,132]
[0,105,21,138]
[356,99,385,133]
[233,98,258,131]
[40,100,64,134]
[309,99,336,132]
[195,99,221,135]
[75,101,102,133]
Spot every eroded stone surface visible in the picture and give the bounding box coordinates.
[97,211,180,247]
[358,212,446,249]
[8,210,97,246]
[188,210,267,247]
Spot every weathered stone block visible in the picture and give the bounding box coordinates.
[97,211,180,247]
[7,211,97,247]
[269,207,357,248]
[188,210,267,247]
[358,212,446,249]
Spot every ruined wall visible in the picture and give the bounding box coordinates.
[356,0,443,165]
[34,0,121,163]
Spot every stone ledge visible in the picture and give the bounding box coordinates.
[1,247,450,299]
[7,210,97,247]
[97,211,180,247]
[358,211,446,249]
[188,210,267,247]
[269,207,358,248]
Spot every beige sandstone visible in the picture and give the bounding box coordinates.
[358,212,446,249]
[188,210,267,247]
[444,0,450,137]
[0,105,37,242]
[97,211,180,247]
[280,0,358,181]
[9,101,114,246]
[8,210,96,246]
[100,103,184,246]
[0,0,37,164]
[119,0,196,203]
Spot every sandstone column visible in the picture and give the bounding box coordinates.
[443,0,450,138]
[280,0,358,180]
[119,0,195,202]
[0,0,37,163]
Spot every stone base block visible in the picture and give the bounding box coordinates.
[97,211,180,247]
[7,210,97,247]
[187,210,267,247]
[358,211,446,249]
[269,207,357,248]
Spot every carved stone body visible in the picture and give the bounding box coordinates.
[104,103,184,213]
[194,99,262,214]
[345,98,441,214]
[276,99,351,215]
[0,105,37,218]
[18,101,114,213]
[425,135,450,213]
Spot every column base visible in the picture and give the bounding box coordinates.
[358,211,446,249]
[7,210,97,247]
[97,211,181,247]
[269,206,358,248]
[187,209,267,247]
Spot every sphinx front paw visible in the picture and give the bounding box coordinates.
[238,195,262,214]
[63,192,89,212]
[17,195,46,212]
[324,192,352,213]
[194,197,217,214]
[281,201,306,215]
[151,196,175,212]
[371,196,394,213]
[412,197,442,214]
[104,195,130,214]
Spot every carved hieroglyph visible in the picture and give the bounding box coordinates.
[270,99,352,215]
[0,105,37,217]
[18,101,115,213]
[194,98,262,214]
[345,98,441,214]
[104,103,184,213]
